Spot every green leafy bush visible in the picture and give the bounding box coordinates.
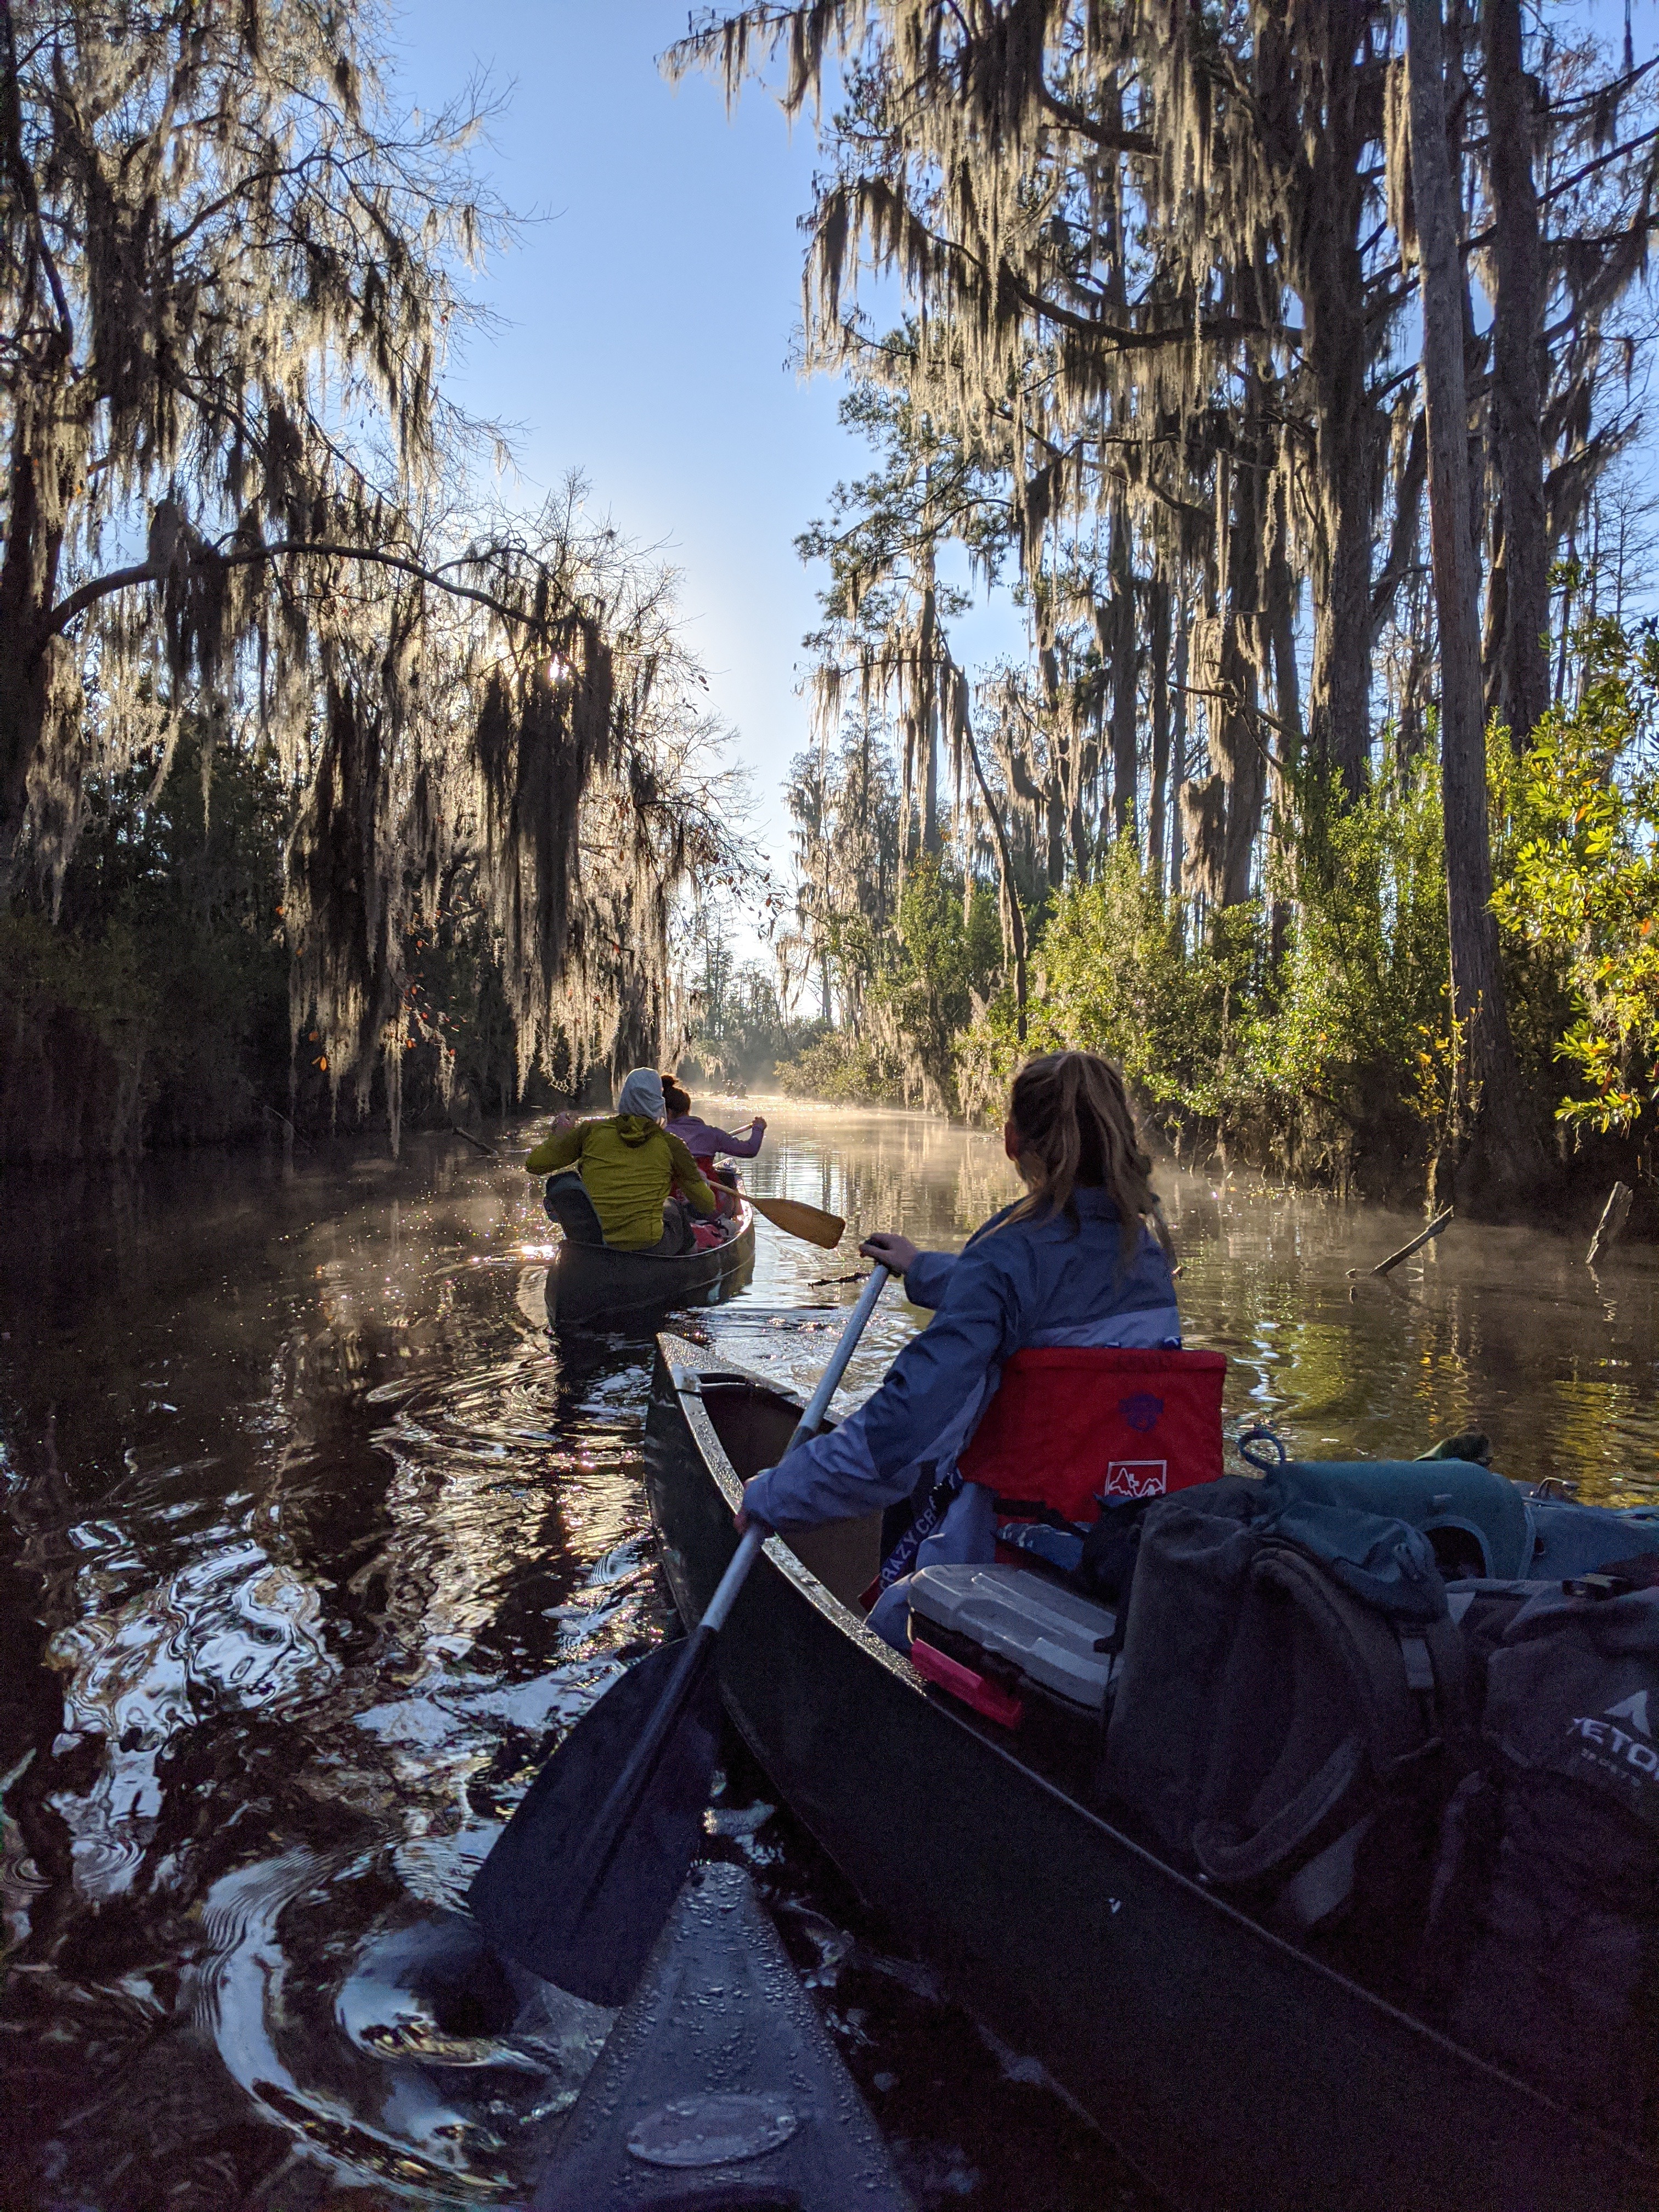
[1491,619,1659,1135]
[955,762,1455,1184]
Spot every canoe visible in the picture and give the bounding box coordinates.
[642,1332,1657,2212]
[545,1203,755,1328]
[531,1862,915,2210]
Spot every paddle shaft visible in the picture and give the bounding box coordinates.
[566,1265,891,1911]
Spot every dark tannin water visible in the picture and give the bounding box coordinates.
[3,1103,1656,2211]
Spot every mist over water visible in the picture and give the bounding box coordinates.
[3,1101,1656,2210]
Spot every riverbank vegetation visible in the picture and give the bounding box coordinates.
[1,1,743,1163]
[678,0,1659,1214]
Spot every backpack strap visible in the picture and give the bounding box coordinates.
[1193,1544,1471,1912]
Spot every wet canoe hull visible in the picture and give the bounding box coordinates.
[545,1207,754,1328]
[531,1863,915,2211]
[642,1333,1655,2212]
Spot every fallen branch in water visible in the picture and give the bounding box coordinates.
[1588,1181,1633,1267]
[809,1269,870,1288]
[449,1120,499,1159]
[1350,1206,1454,1279]
[260,1102,313,1153]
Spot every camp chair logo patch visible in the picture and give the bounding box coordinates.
[1118,1391,1164,1434]
[1103,1459,1168,1500]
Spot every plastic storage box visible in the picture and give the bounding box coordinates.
[907,1562,1116,1785]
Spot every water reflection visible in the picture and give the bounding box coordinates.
[726,1103,1659,1503]
[2,1105,1657,2211]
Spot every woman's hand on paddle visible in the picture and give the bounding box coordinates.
[735,1479,772,1536]
[860,1231,918,1277]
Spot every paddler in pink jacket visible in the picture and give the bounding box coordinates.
[662,1077,766,1182]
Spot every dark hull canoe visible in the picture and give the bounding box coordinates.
[545,1206,754,1328]
[531,1864,915,2211]
[643,1333,1656,2212]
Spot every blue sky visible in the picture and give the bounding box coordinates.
[390,3,900,942]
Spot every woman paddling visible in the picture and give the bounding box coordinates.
[662,1077,764,1224]
[737,1051,1182,1650]
[662,1079,766,1182]
[527,1069,718,1255]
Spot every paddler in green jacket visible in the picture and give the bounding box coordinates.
[526,1068,718,1253]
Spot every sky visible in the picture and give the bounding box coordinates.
[388,3,911,950]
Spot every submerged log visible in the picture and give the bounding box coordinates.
[1587,1181,1633,1267]
[449,1120,500,1159]
[1368,1206,1455,1277]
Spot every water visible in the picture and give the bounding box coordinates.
[3,1101,1657,2212]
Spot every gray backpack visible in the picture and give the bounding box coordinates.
[1098,1476,1266,1860]
[1432,1583,1659,2139]
[1102,1476,1475,1982]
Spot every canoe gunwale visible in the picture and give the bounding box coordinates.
[669,1364,919,1693]
[645,1328,1656,2212]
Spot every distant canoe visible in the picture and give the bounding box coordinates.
[642,1332,1657,2212]
[545,1203,755,1328]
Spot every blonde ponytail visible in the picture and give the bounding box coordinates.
[1002,1051,1173,1265]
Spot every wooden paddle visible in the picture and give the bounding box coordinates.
[469,1264,891,2001]
[743,1190,844,1249]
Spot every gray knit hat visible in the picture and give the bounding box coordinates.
[617,1068,665,1120]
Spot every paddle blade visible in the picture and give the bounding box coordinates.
[469,1638,722,2002]
[749,1193,844,1249]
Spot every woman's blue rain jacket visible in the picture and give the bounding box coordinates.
[741,1189,1181,1647]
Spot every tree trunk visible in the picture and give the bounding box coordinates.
[949,663,1028,1040]
[1170,594,1189,900]
[1108,490,1139,841]
[916,540,942,858]
[1148,573,1172,891]
[1481,0,1550,748]
[0,386,80,869]
[1307,436,1376,799]
[1266,477,1303,757]
[1255,0,1374,800]
[1403,0,1547,1200]
[1217,437,1266,910]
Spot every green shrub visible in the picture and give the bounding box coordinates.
[774,1029,909,1104]
[1491,619,1659,1136]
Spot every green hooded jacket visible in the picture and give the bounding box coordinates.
[526,1115,716,1250]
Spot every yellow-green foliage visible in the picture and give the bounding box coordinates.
[776,856,1002,1109]
[1491,620,1659,1133]
[959,768,1453,1165]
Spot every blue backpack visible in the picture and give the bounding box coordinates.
[1249,1434,1659,1583]
[1250,1447,1532,1579]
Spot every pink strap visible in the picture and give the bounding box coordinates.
[909,1634,1024,1729]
